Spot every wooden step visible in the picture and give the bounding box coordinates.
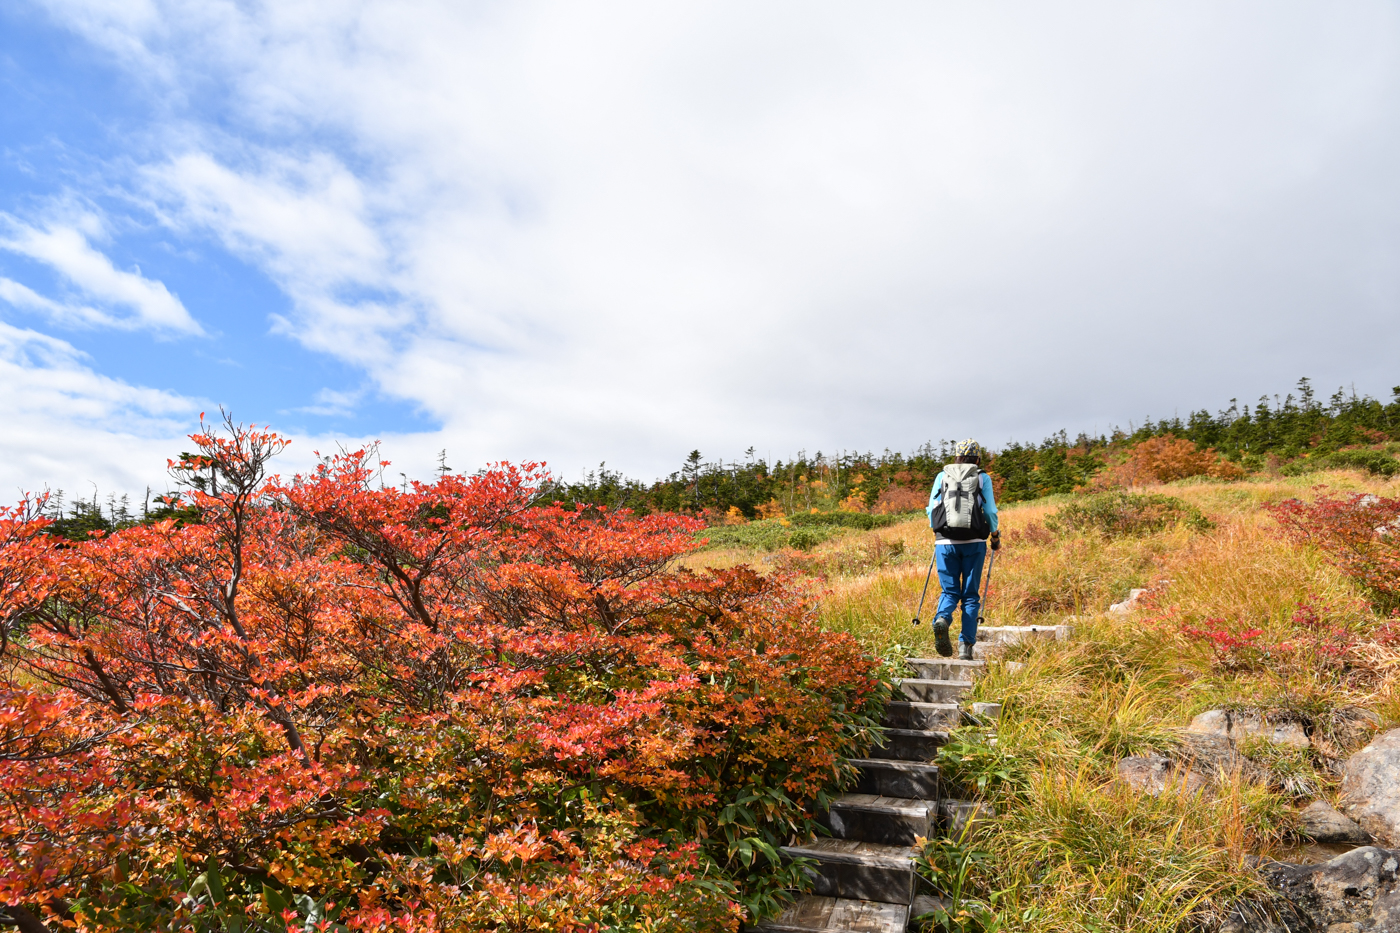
[882,701,961,730]
[906,658,985,682]
[754,895,908,932]
[898,678,972,704]
[873,727,949,761]
[782,838,919,904]
[850,758,941,800]
[820,793,934,846]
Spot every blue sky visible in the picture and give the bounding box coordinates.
[2,1,1399,498]
[0,5,433,433]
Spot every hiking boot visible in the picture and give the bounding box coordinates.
[933,618,953,657]
[958,640,975,661]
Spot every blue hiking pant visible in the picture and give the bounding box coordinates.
[935,541,987,645]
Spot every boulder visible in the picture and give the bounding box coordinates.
[1263,846,1400,927]
[1178,731,1266,782]
[1370,888,1400,930]
[1188,709,1233,738]
[1109,588,1148,613]
[1299,800,1371,845]
[1342,730,1400,846]
[1116,754,1209,796]
[1186,708,1310,749]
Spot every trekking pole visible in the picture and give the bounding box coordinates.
[978,548,996,628]
[911,544,937,626]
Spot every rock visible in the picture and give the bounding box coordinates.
[1109,588,1148,613]
[1299,800,1372,845]
[1329,707,1381,752]
[1188,709,1233,738]
[970,702,1002,721]
[1116,753,1210,796]
[1342,730,1400,846]
[1178,731,1266,782]
[1186,708,1309,749]
[1326,923,1363,933]
[1264,846,1400,927]
[1233,713,1310,750]
[1370,888,1400,929]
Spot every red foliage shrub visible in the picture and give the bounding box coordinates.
[1270,492,1400,612]
[0,419,888,931]
[1093,434,1245,489]
[1180,618,1270,671]
[874,485,927,514]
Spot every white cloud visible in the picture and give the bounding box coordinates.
[0,319,204,496]
[0,212,204,335]
[22,0,1400,481]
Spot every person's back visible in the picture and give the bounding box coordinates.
[924,440,1000,659]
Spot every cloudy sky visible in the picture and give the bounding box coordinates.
[2,1,1398,498]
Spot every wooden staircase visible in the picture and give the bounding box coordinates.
[754,625,1061,932]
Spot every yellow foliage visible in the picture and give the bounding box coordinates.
[755,499,785,520]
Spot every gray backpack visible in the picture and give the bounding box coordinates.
[930,463,990,541]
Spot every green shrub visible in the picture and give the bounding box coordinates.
[1281,449,1400,477]
[697,512,907,552]
[786,511,907,530]
[1045,491,1211,538]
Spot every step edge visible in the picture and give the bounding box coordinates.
[828,795,937,816]
[847,757,940,771]
[753,897,911,933]
[782,845,919,868]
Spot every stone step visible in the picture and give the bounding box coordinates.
[782,838,919,905]
[882,701,961,730]
[873,727,949,761]
[938,799,994,837]
[898,678,972,704]
[850,758,942,800]
[754,895,909,933]
[906,658,985,682]
[820,793,934,846]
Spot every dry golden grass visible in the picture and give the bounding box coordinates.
[799,470,1400,931]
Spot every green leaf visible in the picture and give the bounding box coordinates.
[263,884,289,916]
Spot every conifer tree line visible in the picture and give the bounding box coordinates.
[37,378,1400,537]
[545,378,1400,516]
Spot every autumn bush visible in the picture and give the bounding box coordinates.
[1091,434,1244,489]
[1270,491,1400,612]
[1044,490,1210,539]
[0,419,889,932]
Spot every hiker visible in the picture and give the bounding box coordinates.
[926,439,1000,660]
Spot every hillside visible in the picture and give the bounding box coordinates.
[6,400,1400,932]
[687,465,1400,930]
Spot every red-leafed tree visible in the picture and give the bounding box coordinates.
[0,416,887,932]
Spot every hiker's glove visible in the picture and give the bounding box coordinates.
[990,532,1001,551]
